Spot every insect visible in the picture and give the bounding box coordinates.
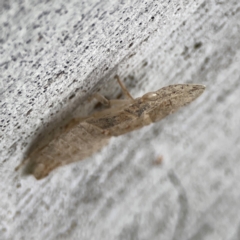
[16,76,205,179]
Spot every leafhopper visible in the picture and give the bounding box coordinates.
[16,76,205,179]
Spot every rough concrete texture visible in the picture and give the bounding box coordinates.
[1,0,240,239]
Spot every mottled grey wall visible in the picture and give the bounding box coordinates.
[1,0,240,240]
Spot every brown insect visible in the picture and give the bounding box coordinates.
[16,76,205,179]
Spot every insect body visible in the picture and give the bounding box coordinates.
[17,76,205,179]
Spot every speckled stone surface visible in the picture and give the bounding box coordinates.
[1,0,240,240]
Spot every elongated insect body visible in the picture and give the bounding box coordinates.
[17,76,205,179]
[85,84,205,137]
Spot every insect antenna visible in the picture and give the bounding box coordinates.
[115,75,134,100]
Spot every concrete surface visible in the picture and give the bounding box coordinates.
[1,0,240,239]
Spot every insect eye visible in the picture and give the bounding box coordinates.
[142,92,159,101]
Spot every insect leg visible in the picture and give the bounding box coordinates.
[92,93,132,108]
[91,93,110,106]
[90,91,125,107]
[115,75,134,100]
[15,157,29,171]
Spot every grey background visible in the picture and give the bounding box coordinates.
[1,0,240,240]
